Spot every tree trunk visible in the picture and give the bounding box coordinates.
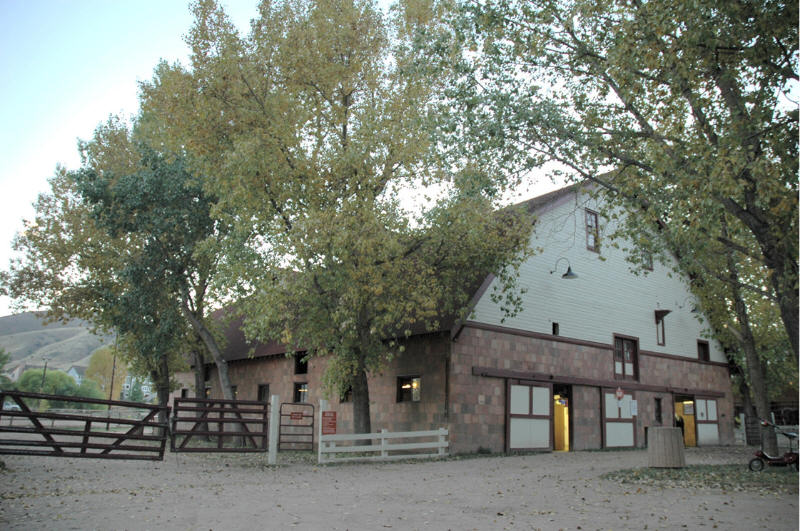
[725,244,778,455]
[153,353,171,438]
[180,301,234,401]
[351,351,371,436]
[192,348,210,440]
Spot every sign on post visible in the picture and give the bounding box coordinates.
[322,411,337,435]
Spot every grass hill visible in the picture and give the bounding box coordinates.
[0,312,111,371]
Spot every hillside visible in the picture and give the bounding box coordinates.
[0,312,111,371]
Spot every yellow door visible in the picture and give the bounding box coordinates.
[553,395,569,451]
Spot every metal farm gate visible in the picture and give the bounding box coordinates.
[170,397,270,452]
[278,402,314,451]
[0,390,169,461]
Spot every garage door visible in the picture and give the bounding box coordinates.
[507,380,552,451]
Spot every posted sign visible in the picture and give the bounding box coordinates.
[322,411,337,435]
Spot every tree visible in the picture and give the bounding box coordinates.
[425,0,797,449]
[1,118,187,424]
[0,348,12,390]
[72,138,235,401]
[127,379,145,403]
[136,0,533,435]
[17,369,103,409]
[85,346,128,400]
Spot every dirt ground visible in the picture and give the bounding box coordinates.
[0,446,797,531]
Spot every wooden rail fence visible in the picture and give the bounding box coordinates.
[318,427,449,464]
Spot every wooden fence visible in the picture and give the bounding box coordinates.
[170,397,270,453]
[318,427,448,464]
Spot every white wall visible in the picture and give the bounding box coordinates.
[472,187,726,362]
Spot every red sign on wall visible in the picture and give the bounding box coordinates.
[290,412,303,421]
[322,411,337,435]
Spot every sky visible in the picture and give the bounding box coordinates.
[0,0,259,317]
[0,0,562,318]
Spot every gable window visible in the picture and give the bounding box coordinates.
[613,336,638,380]
[552,322,560,336]
[257,384,270,403]
[585,209,600,252]
[397,376,421,402]
[654,310,670,347]
[697,340,710,362]
[294,353,308,375]
[293,382,308,403]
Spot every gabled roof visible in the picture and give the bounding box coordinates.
[210,183,583,364]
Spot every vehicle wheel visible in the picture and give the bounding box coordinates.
[749,457,765,472]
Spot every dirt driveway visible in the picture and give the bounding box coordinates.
[0,446,796,530]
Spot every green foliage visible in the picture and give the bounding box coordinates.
[127,380,145,403]
[85,346,128,400]
[424,0,798,434]
[15,368,105,409]
[135,0,535,433]
[0,348,11,390]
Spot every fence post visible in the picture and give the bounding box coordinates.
[268,395,280,465]
[438,427,446,457]
[380,428,387,458]
[318,399,328,464]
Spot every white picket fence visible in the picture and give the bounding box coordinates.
[318,427,449,464]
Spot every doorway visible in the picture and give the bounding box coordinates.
[553,384,571,451]
[674,395,696,447]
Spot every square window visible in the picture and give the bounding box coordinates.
[180,388,189,399]
[397,376,421,402]
[293,382,308,403]
[697,341,710,362]
[585,209,600,252]
[294,353,308,375]
[257,384,270,403]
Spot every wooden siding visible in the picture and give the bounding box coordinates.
[471,189,726,363]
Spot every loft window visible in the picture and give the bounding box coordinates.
[655,309,670,347]
[697,340,710,362]
[293,382,308,403]
[397,376,421,402]
[257,383,270,403]
[614,336,638,380]
[295,353,308,375]
[180,388,189,399]
[552,322,559,336]
[585,209,600,252]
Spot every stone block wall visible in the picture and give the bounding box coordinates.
[204,333,450,436]
[448,324,734,453]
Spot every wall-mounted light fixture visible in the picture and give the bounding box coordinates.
[550,257,578,279]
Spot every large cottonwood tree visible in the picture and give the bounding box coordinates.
[422,0,797,445]
[139,0,534,434]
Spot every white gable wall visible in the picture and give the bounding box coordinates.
[472,188,726,363]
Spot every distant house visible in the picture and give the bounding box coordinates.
[121,375,155,402]
[67,366,86,386]
[7,363,37,383]
[191,183,733,453]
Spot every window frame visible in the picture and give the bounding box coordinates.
[613,334,639,380]
[697,340,710,362]
[257,383,270,403]
[294,353,308,375]
[293,382,308,403]
[396,375,421,403]
[585,209,600,252]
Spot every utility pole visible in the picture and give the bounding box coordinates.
[40,357,49,392]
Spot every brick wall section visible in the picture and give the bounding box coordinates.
[204,333,449,436]
[449,325,733,453]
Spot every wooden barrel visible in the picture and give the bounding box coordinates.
[647,427,685,468]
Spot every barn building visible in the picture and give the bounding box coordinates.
[186,183,733,453]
